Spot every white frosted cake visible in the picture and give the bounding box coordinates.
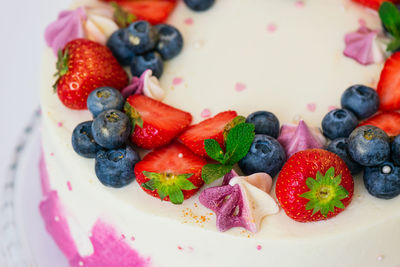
[39,0,400,266]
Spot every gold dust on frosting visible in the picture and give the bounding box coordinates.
[181,204,212,227]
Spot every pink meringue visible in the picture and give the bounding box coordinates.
[344,26,386,65]
[277,120,326,158]
[199,171,279,233]
[121,70,166,100]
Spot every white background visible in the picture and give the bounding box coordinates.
[0,0,70,175]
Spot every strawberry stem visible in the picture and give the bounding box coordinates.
[53,49,69,92]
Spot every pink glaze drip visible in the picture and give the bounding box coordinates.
[67,181,73,191]
[343,26,379,65]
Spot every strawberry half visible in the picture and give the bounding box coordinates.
[135,142,207,204]
[377,52,400,111]
[55,39,128,109]
[276,149,354,223]
[359,111,400,136]
[125,95,192,149]
[352,0,399,10]
[178,111,238,158]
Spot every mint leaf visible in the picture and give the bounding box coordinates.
[380,2,400,38]
[204,139,225,163]
[387,38,400,51]
[223,115,246,140]
[224,123,255,165]
[124,102,143,131]
[202,164,233,184]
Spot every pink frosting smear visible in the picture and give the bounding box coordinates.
[39,153,150,267]
[277,120,326,158]
[45,8,86,55]
[343,26,379,65]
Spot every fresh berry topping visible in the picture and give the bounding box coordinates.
[184,0,215,11]
[71,121,103,158]
[352,0,397,10]
[55,39,128,110]
[131,51,164,78]
[276,149,354,222]
[92,109,132,149]
[95,146,140,188]
[364,161,400,199]
[377,52,400,110]
[154,24,184,60]
[116,0,178,25]
[348,125,390,167]
[391,135,400,165]
[126,95,192,149]
[358,111,400,136]
[134,142,207,203]
[106,28,136,66]
[124,20,157,54]
[179,111,238,157]
[238,135,286,177]
[245,111,280,138]
[321,108,358,140]
[326,138,363,175]
[87,87,124,118]
[340,85,379,119]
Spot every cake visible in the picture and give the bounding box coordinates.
[39,0,400,266]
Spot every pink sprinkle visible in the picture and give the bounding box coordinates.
[50,152,54,157]
[57,122,63,127]
[178,246,183,250]
[184,18,193,25]
[257,245,262,251]
[295,1,304,8]
[121,234,126,239]
[328,105,338,112]
[131,236,135,241]
[358,18,366,27]
[306,103,316,112]
[200,108,211,118]
[235,82,246,92]
[172,77,183,86]
[267,24,277,32]
[67,181,72,191]
[188,246,194,252]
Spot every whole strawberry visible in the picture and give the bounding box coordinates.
[55,39,128,109]
[275,149,354,222]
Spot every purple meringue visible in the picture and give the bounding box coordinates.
[122,77,143,99]
[121,70,166,100]
[277,120,326,158]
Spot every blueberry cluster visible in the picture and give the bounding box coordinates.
[71,87,140,188]
[107,21,183,78]
[238,111,286,177]
[324,85,400,199]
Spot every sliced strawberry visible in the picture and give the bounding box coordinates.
[116,0,177,25]
[135,142,207,203]
[126,95,192,149]
[351,0,399,10]
[359,111,400,136]
[377,52,400,111]
[178,111,238,158]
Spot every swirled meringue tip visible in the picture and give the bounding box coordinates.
[344,25,388,65]
[199,172,278,233]
[277,120,326,159]
[122,77,143,99]
[141,70,166,101]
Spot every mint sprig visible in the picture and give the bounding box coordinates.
[201,117,255,184]
[379,2,400,51]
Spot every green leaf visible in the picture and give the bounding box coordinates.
[224,123,255,165]
[111,2,137,28]
[201,164,233,184]
[387,38,400,52]
[124,102,143,131]
[168,186,185,204]
[223,116,246,140]
[53,49,69,92]
[379,2,400,38]
[204,139,225,163]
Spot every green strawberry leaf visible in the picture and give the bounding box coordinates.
[53,49,69,92]
[300,167,349,217]
[204,139,225,163]
[379,2,400,38]
[141,171,196,205]
[201,164,233,184]
[124,102,143,132]
[224,123,255,165]
[111,2,136,28]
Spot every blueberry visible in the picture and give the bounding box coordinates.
[106,28,135,66]
[348,126,390,167]
[364,161,400,199]
[391,135,400,166]
[124,21,157,54]
[130,51,163,78]
[326,138,363,175]
[71,121,103,158]
[340,85,379,119]
[154,24,184,60]
[321,108,358,140]
[87,87,124,118]
[95,146,140,188]
[92,109,132,149]
[184,0,215,11]
[245,111,280,138]
[238,135,286,177]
